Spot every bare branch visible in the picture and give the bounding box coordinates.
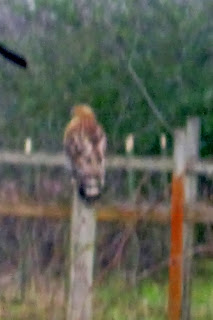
[103,17,173,135]
[127,62,173,134]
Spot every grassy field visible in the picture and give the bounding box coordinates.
[0,259,212,320]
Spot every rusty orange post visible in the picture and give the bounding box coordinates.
[168,129,186,320]
[168,175,184,319]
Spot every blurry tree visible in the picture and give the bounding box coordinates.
[0,0,212,155]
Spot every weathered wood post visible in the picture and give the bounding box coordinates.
[168,118,199,320]
[124,134,140,286]
[182,117,200,320]
[160,133,168,199]
[18,137,33,301]
[66,181,96,320]
[125,133,135,201]
[168,128,186,320]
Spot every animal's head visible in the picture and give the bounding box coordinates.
[71,104,96,120]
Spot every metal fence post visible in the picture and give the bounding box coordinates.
[168,128,186,320]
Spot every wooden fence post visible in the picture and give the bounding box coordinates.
[18,138,33,301]
[124,134,140,286]
[168,128,186,320]
[182,117,200,320]
[125,134,135,200]
[66,181,96,320]
[168,119,200,320]
[160,133,168,199]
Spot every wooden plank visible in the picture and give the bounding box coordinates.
[187,202,213,223]
[0,200,212,223]
[0,201,70,219]
[66,182,96,320]
[1,150,213,175]
[0,151,173,171]
[191,161,213,176]
[182,118,200,320]
[0,151,65,167]
[107,155,173,171]
[168,129,186,320]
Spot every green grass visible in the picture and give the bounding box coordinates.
[94,276,167,320]
[0,259,213,319]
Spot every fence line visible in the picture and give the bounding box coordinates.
[0,151,173,170]
[0,151,213,175]
[0,200,212,223]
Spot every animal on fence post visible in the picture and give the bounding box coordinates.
[63,104,107,203]
[64,104,106,320]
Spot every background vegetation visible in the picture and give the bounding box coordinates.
[0,0,212,155]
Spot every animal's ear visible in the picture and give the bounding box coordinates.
[0,43,27,69]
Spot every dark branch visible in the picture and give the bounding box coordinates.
[0,43,27,69]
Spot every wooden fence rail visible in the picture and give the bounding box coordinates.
[0,150,213,175]
[0,200,212,224]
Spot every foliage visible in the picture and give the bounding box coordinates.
[0,0,212,155]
